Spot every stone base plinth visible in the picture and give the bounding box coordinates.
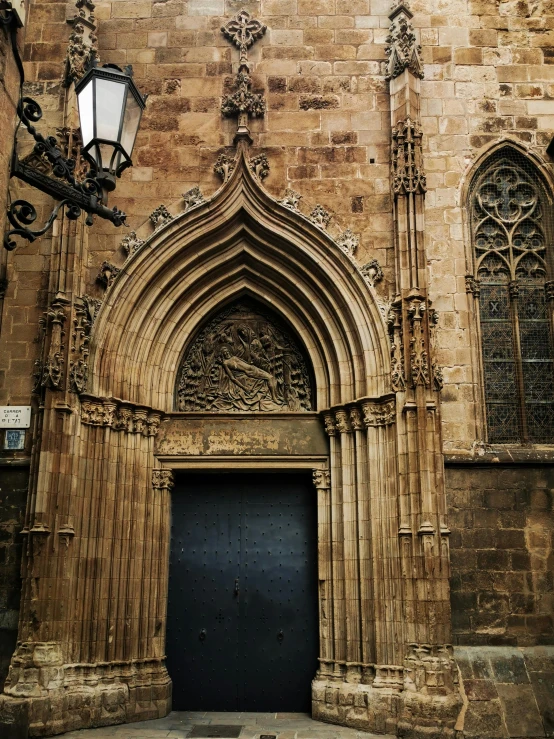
[0,645,171,737]
[312,678,463,739]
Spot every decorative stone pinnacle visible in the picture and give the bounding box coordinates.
[221,10,267,144]
[385,1,423,80]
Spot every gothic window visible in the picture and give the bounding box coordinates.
[470,150,554,443]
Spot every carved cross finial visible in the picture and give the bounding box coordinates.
[221,10,268,144]
[221,10,267,66]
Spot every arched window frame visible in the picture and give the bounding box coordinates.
[467,145,554,445]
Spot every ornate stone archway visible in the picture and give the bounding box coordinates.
[0,148,462,738]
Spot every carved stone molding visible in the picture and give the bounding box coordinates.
[183,186,205,212]
[214,153,236,183]
[249,153,270,180]
[407,297,430,387]
[150,204,173,231]
[323,412,336,436]
[404,643,458,695]
[361,398,396,427]
[373,665,405,689]
[392,118,426,195]
[69,295,101,394]
[334,409,352,434]
[349,405,364,431]
[64,0,98,87]
[310,205,331,230]
[312,468,331,491]
[465,274,480,297]
[385,2,423,81]
[322,397,396,435]
[121,230,145,257]
[546,280,554,302]
[279,188,302,211]
[360,259,384,287]
[152,469,174,491]
[336,228,359,256]
[35,301,68,391]
[96,262,120,290]
[176,300,313,412]
[80,394,163,436]
[387,302,406,392]
[221,70,266,128]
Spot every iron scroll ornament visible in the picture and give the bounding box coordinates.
[0,5,127,251]
[4,95,126,251]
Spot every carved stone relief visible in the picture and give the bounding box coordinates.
[69,295,101,394]
[64,0,98,87]
[336,229,359,256]
[183,186,205,212]
[220,11,267,138]
[96,262,120,290]
[310,205,331,230]
[176,301,313,412]
[214,153,236,183]
[120,231,145,257]
[80,394,162,435]
[150,204,173,231]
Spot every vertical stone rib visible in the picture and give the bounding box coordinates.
[352,407,373,667]
[335,409,361,671]
[313,467,333,676]
[323,412,345,672]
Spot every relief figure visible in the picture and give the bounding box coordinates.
[176,302,312,412]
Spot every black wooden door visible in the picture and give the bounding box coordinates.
[166,472,318,712]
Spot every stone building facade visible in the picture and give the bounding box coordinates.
[0,0,553,738]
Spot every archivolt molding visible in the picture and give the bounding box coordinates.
[89,146,391,411]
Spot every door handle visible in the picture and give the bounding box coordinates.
[234,578,239,597]
[199,628,206,642]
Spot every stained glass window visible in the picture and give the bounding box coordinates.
[470,150,554,443]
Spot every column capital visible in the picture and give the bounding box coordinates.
[152,468,174,491]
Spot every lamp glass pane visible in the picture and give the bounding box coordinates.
[120,89,141,158]
[95,78,126,143]
[77,79,94,147]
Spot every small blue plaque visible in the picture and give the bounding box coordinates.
[4,429,25,450]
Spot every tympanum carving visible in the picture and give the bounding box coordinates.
[176,301,313,412]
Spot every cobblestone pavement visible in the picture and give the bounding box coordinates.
[63,713,395,739]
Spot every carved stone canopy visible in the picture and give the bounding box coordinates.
[176,299,313,412]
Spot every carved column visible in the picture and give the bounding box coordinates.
[385,0,461,723]
[334,409,361,679]
[313,467,333,678]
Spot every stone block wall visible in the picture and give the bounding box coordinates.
[446,465,554,646]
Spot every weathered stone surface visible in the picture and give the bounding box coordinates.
[0,0,553,738]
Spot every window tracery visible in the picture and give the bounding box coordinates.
[470,151,554,443]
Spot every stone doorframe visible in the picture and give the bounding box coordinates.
[0,149,462,738]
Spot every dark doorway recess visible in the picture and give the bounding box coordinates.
[166,471,318,711]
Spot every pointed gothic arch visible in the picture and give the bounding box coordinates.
[88,149,391,411]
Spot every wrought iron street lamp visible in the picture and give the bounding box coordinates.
[76,63,146,192]
[0,2,147,251]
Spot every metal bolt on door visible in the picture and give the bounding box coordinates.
[166,472,318,711]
